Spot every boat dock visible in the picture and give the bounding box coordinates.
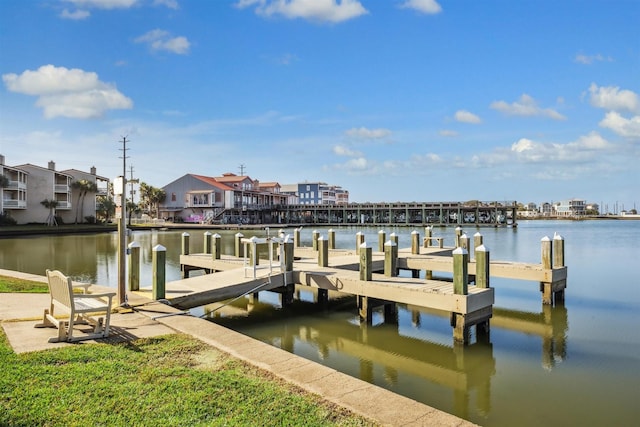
[131,229,567,344]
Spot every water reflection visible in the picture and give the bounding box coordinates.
[492,305,568,370]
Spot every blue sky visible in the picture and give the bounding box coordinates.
[1,0,638,210]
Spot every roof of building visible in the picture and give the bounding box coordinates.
[191,174,233,191]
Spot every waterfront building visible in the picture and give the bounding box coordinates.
[0,155,108,225]
[553,199,586,217]
[295,181,349,205]
[539,202,553,216]
[0,154,28,217]
[159,173,288,224]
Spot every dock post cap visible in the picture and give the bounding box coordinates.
[389,232,397,236]
[235,232,244,237]
[541,236,551,242]
[359,242,371,248]
[384,240,397,247]
[476,244,489,252]
[318,235,326,240]
[213,233,221,238]
[284,234,292,243]
[204,231,212,236]
[411,230,419,235]
[474,231,482,237]
[152,244,166,251]
[452,247,468,255]
[182,231,190,236]
[248,236,258,242]
[554,233,564,240]
[128,241,140,248]
[460,233,468,238]
[356,231,363,235]
[378,230,385,234]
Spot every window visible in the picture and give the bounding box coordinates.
[306,185,310,191]
[171,193,176,202]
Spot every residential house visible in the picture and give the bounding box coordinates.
[159,173,288,224]
[1,154,28,218]
[553,199,586,217]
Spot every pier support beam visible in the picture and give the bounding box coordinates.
[152,244,166,301]
[312,230,320,251]
[127,241,140,291]
[411,230,420,255]
[384,240,398,277]
[378,230,386,253]
[235,233,244,258]
[356,232,365,255]
[203,231,212,254]
[212,233,221,260]
[328,229,336,250]
[318,236,329,267]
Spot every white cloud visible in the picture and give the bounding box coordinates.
[153,0,179,9]
[599,111,640,139]
[588,83,639,113]
[2,64,133,119]
[399,0,442,14]
[333,145,362,157]
[235,0,368,23]
[135,29,190,54]
[574,53,613,64]
[63,0,139,9]
[60,8,91,19]
[490,94,566,120]
[509,132,612,163]
[345,127,391,139]
[454,110,482,124]
[439,129,458,137]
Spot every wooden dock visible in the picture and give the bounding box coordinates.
[134,231,567,344]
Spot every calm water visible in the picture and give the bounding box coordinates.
[1,221,638,426]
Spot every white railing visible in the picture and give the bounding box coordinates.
[2,200,27,209]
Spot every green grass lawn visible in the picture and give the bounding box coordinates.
[0,275,49,293]
[0,278,375,426]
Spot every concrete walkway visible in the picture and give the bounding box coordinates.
[0,269,477,426]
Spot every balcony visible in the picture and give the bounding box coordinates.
[6,180,27,190]
[2,199,27,209]
[55,201,72,210]
[54,184,69,193]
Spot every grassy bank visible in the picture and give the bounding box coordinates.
[0,278,374,426]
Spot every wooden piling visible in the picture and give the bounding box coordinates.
[455,227,463,247]
[212,233,221,260]
[453,247,469,295]
[459,233,469,253]
[424,226,432,248]
[248,236,259,266]
[475,245,490,289]
[312,230,320,251]
[283,236,294,273]
[384,240,398,277]
[235,232,244,258]
[540,236,553,304]
[378,230,386,252]
[203,231,212,254]
[359,242,372,281]
[181,232,190,256]
[411,230,420,254]
[356,232,365,255]
[389,232,398,247]
[127,241,140,291]
[553,233,565,268]
[328,229,336,250]
[473,232,483,258]
[294,227,301,248]
[318,236,329,267]
[152,244,166,300]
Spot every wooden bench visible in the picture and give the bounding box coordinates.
[35,269,116,343]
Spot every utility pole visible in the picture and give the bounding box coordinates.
[128,165,139,204]
[117,136,129,306]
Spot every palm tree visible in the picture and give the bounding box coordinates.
[71,179,98,223]
[41,199,59,226]
[139,182,166,218]
[96,195,116,223]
